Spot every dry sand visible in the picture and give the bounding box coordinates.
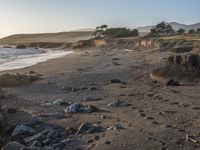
[1,47,200,150]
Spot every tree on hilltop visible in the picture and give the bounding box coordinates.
[177,28,186,35]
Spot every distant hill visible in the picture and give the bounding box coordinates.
[0,31,93,45]
[137,22,200,33]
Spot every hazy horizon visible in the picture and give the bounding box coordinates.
[0,0,199,38]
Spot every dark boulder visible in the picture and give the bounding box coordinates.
[167,79,179,86]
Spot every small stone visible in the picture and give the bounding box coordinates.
[146,117,154,120]
[2,141,24,150]
[110,79,122,83]
[64,103,81,114]
[107,100,120,107]
[167,79,179,86]
[178,128,185,132]
[12,125,36,140]
[118,93,126,96]
[165,124,173,128]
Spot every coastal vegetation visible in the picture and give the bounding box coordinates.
[93,25,139,39]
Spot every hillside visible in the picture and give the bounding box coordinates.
[0,31,93,45]
[137,22,200,33]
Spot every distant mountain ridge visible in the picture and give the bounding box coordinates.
[137,22,200,33]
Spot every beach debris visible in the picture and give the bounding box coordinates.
[1,141,24,150]
[12,125,36,140]
[186,134,198,143]
[64,103,99,114]
[166,79,179,86]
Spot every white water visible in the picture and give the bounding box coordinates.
[0,47,73,71]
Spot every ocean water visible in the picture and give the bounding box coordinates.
[0,47,73,71]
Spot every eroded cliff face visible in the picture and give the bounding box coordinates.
[135,39,161,49]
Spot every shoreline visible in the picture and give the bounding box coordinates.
[0,48,74,74]
[0,50,100,76]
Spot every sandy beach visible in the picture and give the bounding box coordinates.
[1,44,200,150]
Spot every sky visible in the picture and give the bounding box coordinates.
[0,0,199,38]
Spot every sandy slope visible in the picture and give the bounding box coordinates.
[1,47,200,150]
[0,31,93,44]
